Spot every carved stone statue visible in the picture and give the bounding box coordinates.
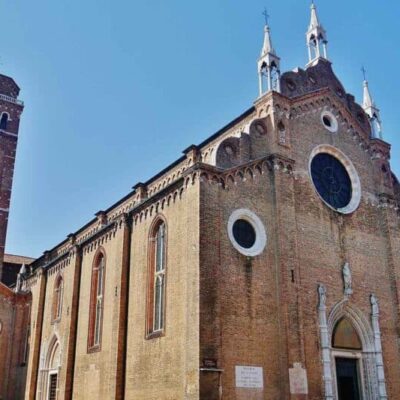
[371,294,379,316]
[342,262,353,296]
[318,284,326,308]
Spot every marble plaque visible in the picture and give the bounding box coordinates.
[235,366,264,389]
[289,363,308,394]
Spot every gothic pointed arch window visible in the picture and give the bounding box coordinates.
[0,113,8,130]
[147,218,167,337]
[52,275,63,323]
[88,250,106,351]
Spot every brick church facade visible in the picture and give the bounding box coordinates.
[1,4,400,400]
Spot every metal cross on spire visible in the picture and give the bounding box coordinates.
[262,8,270,26]
[361,66,367,81]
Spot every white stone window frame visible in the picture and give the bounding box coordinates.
[321,110,338,133]
[309,145,362,215]
[227,209,267,257]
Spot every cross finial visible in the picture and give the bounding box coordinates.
[361,66,367,81]
[262,7,270,26]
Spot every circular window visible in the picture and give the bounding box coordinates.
[309,145,361,214]
[311,154,352,209]
[321,111,338,133]
[232,220,256,249]
[255,122,266,136]
[228,209,267,257]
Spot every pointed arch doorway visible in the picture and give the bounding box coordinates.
[318,290,388,400]
[38,335,61,400]
[332,318,363,400]
[46,337,60,400]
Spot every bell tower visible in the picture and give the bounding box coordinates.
[306,1,328,66]
[0,74,24,281]
[257,9,281,96]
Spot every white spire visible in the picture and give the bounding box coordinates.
[19,263,26,275]
[362,75,383,139]
[309,2,320,30]
[15,264,26,293]
[306,2,328,65]
[363,80,374,110]
[258,11,281,97]
[261,25,275,57]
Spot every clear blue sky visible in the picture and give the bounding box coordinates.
[3,0,400,258]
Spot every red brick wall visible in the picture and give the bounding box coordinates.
[0,283,31,400]
[199,71,400,399]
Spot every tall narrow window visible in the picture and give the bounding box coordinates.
[88,252,106,351]
[0,113,8,130]
[52,276,63,322]
[147,220,167,336]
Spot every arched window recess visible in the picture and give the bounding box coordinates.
[52,275,63,323]
[0,113,9,130]
[88,250,106,351]
[146,217,167,338]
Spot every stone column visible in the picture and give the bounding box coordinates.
[276,71,281,93]
[307,44,312,63]
[258,72,263,97]
[267,67,272,92]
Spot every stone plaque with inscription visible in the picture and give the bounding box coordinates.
[235,366,264,389]
[289,363,308,394]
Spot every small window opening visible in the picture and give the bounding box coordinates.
[323,116,332,128]
[0,114,8,130]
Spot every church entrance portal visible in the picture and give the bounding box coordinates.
[335,357,360,400]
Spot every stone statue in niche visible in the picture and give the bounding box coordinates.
[371,294,379,316]
[318,284,326,308]
[342,262,353,296]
